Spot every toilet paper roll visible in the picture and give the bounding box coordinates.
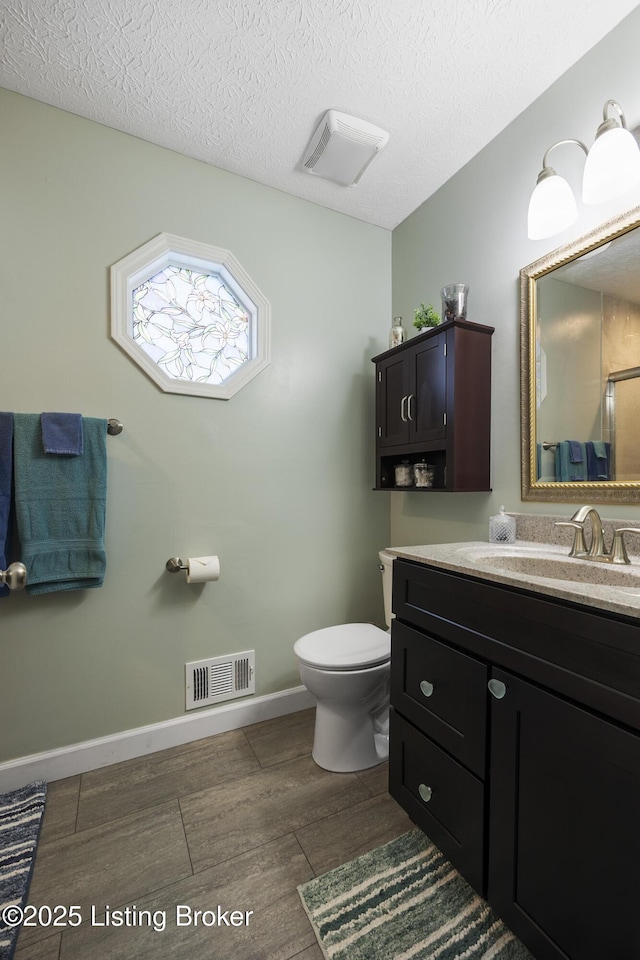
[186,556,220,584]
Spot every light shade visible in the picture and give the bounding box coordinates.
[582,125,640,204]
[527,172,578,240]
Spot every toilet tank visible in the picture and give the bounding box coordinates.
[378,550,395,628]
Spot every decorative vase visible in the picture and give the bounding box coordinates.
[441,284,469,322]
[389,316,406,348]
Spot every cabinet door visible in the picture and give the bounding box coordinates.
[376,353,409,446]
[488,669,640,960]
[408,333,446,444]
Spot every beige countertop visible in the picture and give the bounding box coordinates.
[387,540,640,620]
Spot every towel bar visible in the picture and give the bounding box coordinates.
[0,562,27,591]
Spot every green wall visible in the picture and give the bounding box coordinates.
[0,89,391,762]
[391,5,640,548]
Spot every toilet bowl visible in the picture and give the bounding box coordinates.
[293,550,393,773]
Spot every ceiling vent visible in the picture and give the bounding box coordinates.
[301,110,390,186]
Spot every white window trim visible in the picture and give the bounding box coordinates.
[110,233,271,400]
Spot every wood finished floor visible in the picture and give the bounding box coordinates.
[15,708,412,960]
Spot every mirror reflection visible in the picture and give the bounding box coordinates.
[521,206,640,502]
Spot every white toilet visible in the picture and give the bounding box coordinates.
[294,550,394,773]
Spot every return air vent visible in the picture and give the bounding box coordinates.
[185,651,255,710]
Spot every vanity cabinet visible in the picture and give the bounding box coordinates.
[389,557,640,960]
[372,318,493,491]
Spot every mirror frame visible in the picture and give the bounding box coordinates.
[521,203,640,503]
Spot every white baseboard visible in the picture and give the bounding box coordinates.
[0,686,315,792]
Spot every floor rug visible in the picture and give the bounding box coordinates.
[298,829,534,960]
[0,781,47,960]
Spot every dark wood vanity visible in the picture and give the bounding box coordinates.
[389,557,640,960]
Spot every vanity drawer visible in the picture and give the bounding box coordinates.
[390,709,485,895]
[391,620,488,777]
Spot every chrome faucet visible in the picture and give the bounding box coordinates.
[555,505,640,564]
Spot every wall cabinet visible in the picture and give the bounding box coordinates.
[372,319,493,491]
[389,558,640,960]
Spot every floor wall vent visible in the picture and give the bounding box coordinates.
[185,650,255,710]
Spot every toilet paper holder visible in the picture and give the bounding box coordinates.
[166,557,188,573]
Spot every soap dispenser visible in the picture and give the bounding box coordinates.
[489,506,516,544]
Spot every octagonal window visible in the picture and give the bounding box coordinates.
[111,234,270,399]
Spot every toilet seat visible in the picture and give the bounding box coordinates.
[294,623,390,671]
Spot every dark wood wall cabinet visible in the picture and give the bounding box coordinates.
[372,318,494,491]
[389,558,640,960]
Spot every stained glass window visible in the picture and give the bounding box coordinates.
[111,234,270,400]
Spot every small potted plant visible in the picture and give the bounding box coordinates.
[413,303,441,331]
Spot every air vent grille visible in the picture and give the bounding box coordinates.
[304,123,331,169]
[186,651,255,710]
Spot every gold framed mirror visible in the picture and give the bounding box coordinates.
[521,203,640,503]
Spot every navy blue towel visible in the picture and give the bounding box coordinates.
[0,412,13,598]
[41,412,83,455]
[586,441,610,481]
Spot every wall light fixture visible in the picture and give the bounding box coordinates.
[527,100,640,240]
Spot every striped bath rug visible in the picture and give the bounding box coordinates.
[298,829,534,960]
[0,781,47,960]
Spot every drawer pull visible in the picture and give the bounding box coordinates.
[488,678,507,700]
[419,680,434,698]
[418,783,433,803]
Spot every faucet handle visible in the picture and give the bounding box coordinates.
[610,528,640,565]
[554,520,588,557]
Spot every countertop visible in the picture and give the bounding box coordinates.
[387,540,640,621]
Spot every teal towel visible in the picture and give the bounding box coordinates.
[556,441,587,482]
[13,414,107,594]
[592,441,607,459]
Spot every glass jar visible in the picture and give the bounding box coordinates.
[441,283,469,322]
[414,461,435,488]
[389,316,406,349]
[394,460,412,487]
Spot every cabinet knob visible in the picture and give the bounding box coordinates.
[419,679,434,698]
[488,678,507,700]
[418,783,433,803]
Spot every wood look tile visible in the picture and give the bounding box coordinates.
[242,709,315,767]
[58,834,316,960]
[20,801,192,949]
[355,760,389,796]
[180,755,369,873]
[14,932,61,960]
[76,729,260,830]
[295,793,412,875]
[291,945,324,960]
[40,776,80,843]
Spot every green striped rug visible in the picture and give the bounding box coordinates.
[298,829,534,960]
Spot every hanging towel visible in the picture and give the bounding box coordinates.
[0,413,14,599]
[556,441,587,482]
[568,440,584,463]
[13,414,107,595]
[41,412,83,455]
[592,441,608,460]
[586,441,610,481]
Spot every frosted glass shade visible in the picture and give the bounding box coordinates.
[582,126,640,204]
[527,174,578,240]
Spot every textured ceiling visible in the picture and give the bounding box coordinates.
[2,0,639,229]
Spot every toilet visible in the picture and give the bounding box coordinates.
[294,550,394,773]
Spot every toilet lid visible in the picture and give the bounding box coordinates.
[294,623,390,670]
